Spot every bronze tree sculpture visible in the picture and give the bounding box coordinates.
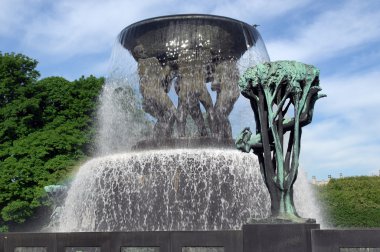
[236,60,326,222]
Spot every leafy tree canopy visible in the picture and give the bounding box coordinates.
[0,52,104,231]
[317,176,380,228]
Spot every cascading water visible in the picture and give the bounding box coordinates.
[96,42,149,155]
[54,15,324,232]
[57,151,322,232]
[57,150,269,231]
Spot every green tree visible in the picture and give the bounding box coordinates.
[0,52,40,108]
[317,176,380,227]
[0,52,40,143]
[0,52,104,231]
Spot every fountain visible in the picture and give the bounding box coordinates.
[53,14,323,232]
[4,14,380,252]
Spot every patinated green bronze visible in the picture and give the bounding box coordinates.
[236,60,326,222]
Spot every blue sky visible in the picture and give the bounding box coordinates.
[1,0,380,180]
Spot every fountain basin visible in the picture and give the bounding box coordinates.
[119,14,261,63]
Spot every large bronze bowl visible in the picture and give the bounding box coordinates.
[118,14,263,63]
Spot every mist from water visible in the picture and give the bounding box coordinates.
[96,42,151,155]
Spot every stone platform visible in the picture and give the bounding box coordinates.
[2,224,380,252]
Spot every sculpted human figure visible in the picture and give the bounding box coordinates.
[175,51,216,137]
[235,127,262,153]
[212,60,240,139]
[134,45,177,138]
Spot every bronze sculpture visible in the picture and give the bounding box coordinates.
[135,45,177,138]
[212,60,240,139]
[175,50,215,137]
[236,60,326,222]
[119,15,269,141]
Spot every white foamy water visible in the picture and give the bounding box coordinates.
[56,149,323,231]
[57,149,269,231]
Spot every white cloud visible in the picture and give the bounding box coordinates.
[0,0,41,37]
[23,0,162,58]
[301,69,380,178]
[210,0,312,21]
[318,71,380,114]
[266,1,380,63]
[302,120,380,178]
